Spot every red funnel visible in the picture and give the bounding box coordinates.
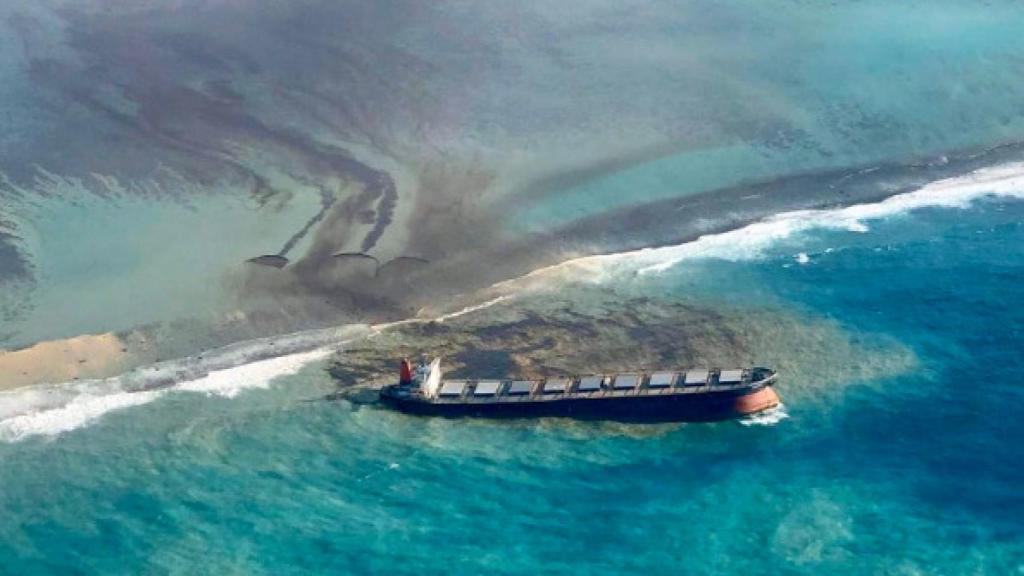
[399,359,413,385]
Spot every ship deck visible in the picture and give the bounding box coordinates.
[398,368,774,406]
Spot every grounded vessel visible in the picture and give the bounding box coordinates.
[379,358,780,423]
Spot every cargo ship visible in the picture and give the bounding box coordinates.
[379,357,780,422]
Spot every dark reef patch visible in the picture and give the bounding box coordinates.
[0,229,34,344]
[0,231,29,283]
[4,0,1024,364]
[326,291,756,390]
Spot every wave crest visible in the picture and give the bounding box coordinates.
[3,161,1021,442]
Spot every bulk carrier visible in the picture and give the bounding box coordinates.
[380,358,780,422]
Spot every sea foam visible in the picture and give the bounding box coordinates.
[740,403,790,427]
[622,161,1024,274]
[0,325,373,443]
[0,387,164,443]
[0,293,519,443]
[175,347,335,398]
[489,161,1024,289]
[2,162,1023,442]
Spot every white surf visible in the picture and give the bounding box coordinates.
[3,161,1022,442]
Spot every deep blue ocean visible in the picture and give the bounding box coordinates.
[5,2,1024,574]
[1,193,1021,574]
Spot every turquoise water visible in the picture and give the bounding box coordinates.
[1,196,1021,574]
[7,0,1024,356]
[508,0,1024,231]
[3,3,1024,572]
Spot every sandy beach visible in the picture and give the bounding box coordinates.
[0,333,136,390]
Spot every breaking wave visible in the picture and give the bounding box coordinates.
[0,348,337,442]
[740,403,790,427]
[491,161,1024,290]
[0,326,373,443]
[3,161,1022,443]
[0,293,519,443]
[0,386,164,442]
[621,161,1024,274]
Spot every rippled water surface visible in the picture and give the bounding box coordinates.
[1,196,1021,574]
[2,2,1024,574]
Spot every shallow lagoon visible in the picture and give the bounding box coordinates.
[2,2,1024,573]
[1,195,1021,574]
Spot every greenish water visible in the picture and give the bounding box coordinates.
[2,2,1024,574]
[1,187,1022,574]
[4,187,324,347]
[6,0,1024,353]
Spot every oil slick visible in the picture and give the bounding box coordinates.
[247,255,290,269]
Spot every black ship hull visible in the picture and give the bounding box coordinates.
[379,381,779,423]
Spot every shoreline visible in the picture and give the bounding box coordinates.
[4,147,1024,395]
[0,333,133,391]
